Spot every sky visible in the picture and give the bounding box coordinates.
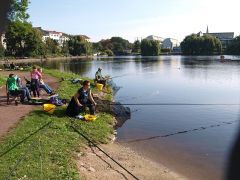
[28,0,240,42]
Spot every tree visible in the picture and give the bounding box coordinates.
[181,34,222,55]
[5,21,44,57]
[226,36,240,55]
[132,40,141,53]
[140,39,160,56]
[99,37,132,55]
[8,0,30,22]
[45,38,60,55]
[68,36,92,56]
[0,44,5,58]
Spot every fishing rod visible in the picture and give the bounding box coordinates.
[70,120,139,180]
[120,120,240,144]
[0,121,52,158]
[98,103,240,106]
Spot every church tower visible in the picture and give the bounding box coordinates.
[206,25,209,34]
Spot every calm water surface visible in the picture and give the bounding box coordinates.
[43,56,240,179]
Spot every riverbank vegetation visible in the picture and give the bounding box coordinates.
[226,36,240,55]
[0,69,115,179]
[181,34,222,55]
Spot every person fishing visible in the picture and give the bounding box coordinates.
[30,66,42,97]
[66,80,97,117]
[95,67,107,87]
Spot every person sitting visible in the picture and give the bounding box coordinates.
[66,80,97,117]
[10,62,15,70]
[94,67,107,87]
[37,68,54,95]
[6,74,31,103]
[30,66,42,97]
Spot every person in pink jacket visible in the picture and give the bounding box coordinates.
[30,66,42,97]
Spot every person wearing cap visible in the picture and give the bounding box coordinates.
[95,68,106,87]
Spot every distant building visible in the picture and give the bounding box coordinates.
[145,35,164,44]
[203,26,234,49]
[35,27,70,46]
[0,33,6,49]
[162,38,180,50]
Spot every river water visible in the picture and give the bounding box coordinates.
[42,55,240,179]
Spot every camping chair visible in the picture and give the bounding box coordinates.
[6,85,19,106]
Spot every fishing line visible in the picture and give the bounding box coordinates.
[120,120,240,144]
[70,120,139,180]
[0,121,52,158]
[6,122,52,180]
[99,103,240,106]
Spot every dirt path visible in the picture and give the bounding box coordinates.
[76,143,187,180]
[0,70,59,137]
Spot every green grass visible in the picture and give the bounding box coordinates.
[0,75,7,87]
[0,69,115,179]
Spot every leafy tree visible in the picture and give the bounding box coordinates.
[0,44,5,58]
[226,36,240,55]
[45,38,60,55]
[68,36,92,56]
[132,40,141,53]
[8,0,30,22]
[61,41,70,56]
[99,37,132,55]
[141,39,160,56]
[92,42,103,53]
[5,21,43,57]
[181,34,222,55]
[104,49,114,56]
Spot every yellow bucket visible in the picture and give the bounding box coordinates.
[84,114,97,121]
[96,83,104,91]
[43,104,56,114]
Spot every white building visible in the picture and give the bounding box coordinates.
[35,27,70,46]
[145,35,164,43]
[162,38,180,50]
[0,33,6,49]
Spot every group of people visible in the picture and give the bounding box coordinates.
[6,66,107,118]
[6,66,54,103]
[66,67,108,117]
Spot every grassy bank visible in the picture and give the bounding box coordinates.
[0,75,7,87]
[0,69,115,179]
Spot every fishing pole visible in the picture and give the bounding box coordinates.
[121,120,240,144]
[98,103,240,106]
[70,120,139,180]
[0,121,52,158]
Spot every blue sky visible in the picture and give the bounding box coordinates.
[28,0,240,42]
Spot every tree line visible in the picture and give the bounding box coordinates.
[0,0,163,58]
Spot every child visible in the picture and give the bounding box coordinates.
[30,66,42,97]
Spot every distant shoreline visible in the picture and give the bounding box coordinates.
[0,56,94,64]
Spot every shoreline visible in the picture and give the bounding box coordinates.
[0,56,94,65]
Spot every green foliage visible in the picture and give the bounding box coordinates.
[68,36,92,56]
[45,38,60,55]
[0,75,7,86]
[141,39,160,56]
[9,0,30,22]
[0,70,115,179]
[5,21,44,57]
[104,49,114,56]
[181,34,222,55]
[0,44,5,58]
[132,40,141,53]
[99,37,132,55]
[226,36,240,55]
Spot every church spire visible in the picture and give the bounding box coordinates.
[206,25,209,34]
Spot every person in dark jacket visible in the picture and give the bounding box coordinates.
[66,80,97,117]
